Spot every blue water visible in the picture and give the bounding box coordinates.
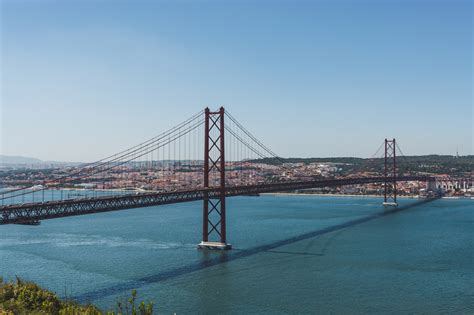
[1,195,473,314]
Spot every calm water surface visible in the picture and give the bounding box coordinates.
[1,195,472,314]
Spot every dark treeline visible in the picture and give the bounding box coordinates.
[251,155,473,176]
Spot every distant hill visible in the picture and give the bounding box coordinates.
[0,155,81,167]
[0,155,43,165]
[252,155,473,176]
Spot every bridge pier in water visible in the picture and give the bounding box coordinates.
[198,107,232,250]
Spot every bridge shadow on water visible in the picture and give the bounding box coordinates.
[73,197,438,303]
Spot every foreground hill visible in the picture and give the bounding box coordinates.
[0,278,154,315]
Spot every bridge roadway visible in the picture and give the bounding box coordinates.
[0,176,432,224]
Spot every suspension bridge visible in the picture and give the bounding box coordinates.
[1,107,436,249]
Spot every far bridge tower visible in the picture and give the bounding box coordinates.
[383,138,398,206]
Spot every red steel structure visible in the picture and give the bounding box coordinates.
[200,107,230,249]
[0,175,432,225]
[0,108,438,249]
[383,138,397,206]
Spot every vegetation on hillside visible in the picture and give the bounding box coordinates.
[254,155,473,176]
[0,277,154,315]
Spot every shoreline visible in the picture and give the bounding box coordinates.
[261,192,473,200]
[261,192,418,199]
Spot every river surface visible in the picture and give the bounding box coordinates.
[0,195,473,314]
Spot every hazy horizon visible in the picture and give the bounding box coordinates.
[1,152,473,165]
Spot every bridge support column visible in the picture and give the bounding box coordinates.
[383,138,398,206]
[427,180,437,192]
[198,107,232,250]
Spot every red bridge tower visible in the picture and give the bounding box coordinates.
[383,138,398,206]
[198,107,232,250]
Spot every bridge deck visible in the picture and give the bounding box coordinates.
[1,176,432,224]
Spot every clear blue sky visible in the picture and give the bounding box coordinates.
[1,0,472,162]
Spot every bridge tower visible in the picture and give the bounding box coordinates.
[198,107,232,250]
[383,138,398,206]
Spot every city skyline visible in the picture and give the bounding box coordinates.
[1,0,472,162]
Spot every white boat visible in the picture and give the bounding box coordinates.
[30,185,44,191]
